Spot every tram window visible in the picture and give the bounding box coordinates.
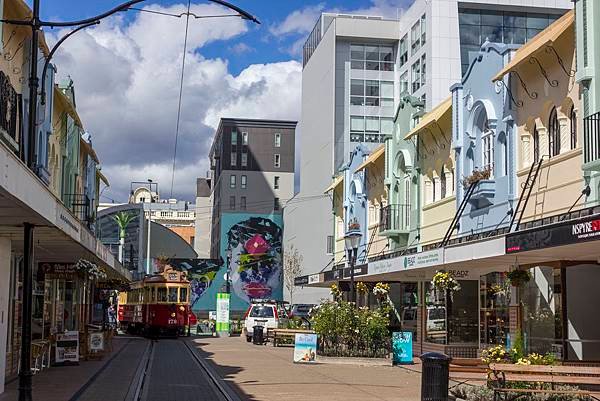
[168,288,178,302]
[157,287,167,302]
[150,287,155,302]
[179,288,188,303]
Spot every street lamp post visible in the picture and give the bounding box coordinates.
[145,179,154,275]
[344,219,363,305]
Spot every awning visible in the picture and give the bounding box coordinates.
[492,10,574,82]
[355,144,384,172]
[324,175,343,193]
[80,137,99,163]
[98,170,110,187]
[54,86,84,128]
[404,97,452,140]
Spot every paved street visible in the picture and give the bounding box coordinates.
[191,336,423,401]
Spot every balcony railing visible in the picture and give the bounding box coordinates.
[584,111,600,164]
[64,193,92,226]
[0,71,21,150]
[379,204,410,235]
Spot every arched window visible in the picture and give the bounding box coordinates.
[482,129,494,175]
[533,124,540,163]
[440,166,447,199]
[570,105,577,149]
[548,107,560,157]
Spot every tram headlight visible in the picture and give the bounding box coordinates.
[179,306,185,311]
[171,312,176,318]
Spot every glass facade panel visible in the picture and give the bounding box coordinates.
[381,118,394,135]
[400,71,409,94]
[380,81,394,98]
[351,116,364,131]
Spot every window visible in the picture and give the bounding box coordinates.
[351,79,393,107]
[241,175,247,189]
[351,44,395,71]
[420,14,427,46]
[570,106,577,149]
[240,196,246,210]
[350,116,390,143]
[432,177,437,202]
[179,287,188,303]
[411,21,421,53]
[230,152,237,166]
[404,175,411,227]
[533,124,540,163]
[229,196,235,210]
[548,107,560,157]
[157,287,167,302]
[274,198,280,211]
[399,35,408,66]
[440,167,447,199]
[231,131,237,144]
[421,54,426,86]
[411,59,421,92]
[274,154,281,168]
[230,174,236,188]
[241,152,248,167]
[482,130,494,174]
[168,287,178,302]
[274,176,280,190]
[400,71,409,94]
[274,133,281,147]
[380,81,394,107]
[326,235,334,254]
[242,131,248,145]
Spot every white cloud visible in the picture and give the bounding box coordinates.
[228,42,255,54]
[269,3,325,36]
[50,2,301,202]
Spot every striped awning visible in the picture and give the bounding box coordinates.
[404,97,452,140]
[355,144,385,172]
[492,10,574,82]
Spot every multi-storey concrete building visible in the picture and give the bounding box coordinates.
[194,178,212,258]
[288,0,571,304]
[205,118,296,312]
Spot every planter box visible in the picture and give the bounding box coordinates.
[468,179,495,208]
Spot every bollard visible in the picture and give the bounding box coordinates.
[252,325,264,345]
[420,352,451,401]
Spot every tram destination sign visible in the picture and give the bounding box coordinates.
[506,213,600,253]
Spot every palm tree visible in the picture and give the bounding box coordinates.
[113,212,135,263]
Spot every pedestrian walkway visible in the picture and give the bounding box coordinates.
[0,336,146,401]
[191,336,423,401]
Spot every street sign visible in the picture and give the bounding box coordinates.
[216,293,230,332]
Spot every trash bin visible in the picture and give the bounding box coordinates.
[420,352,451,401]
[252,325,264,345]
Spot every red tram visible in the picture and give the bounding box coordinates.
[118,267,192,337]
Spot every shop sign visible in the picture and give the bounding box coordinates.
[506,214,600,253]
[392,332,413,365]
[403,249,443,270]
[370,258,395,275]
[55,208,80,240]
[89,332,104,351]
[342,264,368,279]
[294,276,309,286]
[215,293,230,332]
[293,333,317,363]
[55,331,79,364]
[40,262,78,279]
[308,274,320,285]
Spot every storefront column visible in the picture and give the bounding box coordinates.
[0,238,11,394]
[19,223,34,401]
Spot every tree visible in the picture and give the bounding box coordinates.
[283,244,304,305]
[113,212,135,263]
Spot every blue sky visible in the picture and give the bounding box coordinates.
[24,0,410,202]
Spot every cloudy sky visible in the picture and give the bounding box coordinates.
[32,0,411,203]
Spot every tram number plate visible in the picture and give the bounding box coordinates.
[168,319,177,325]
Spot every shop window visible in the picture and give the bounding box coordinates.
[548,107,560,157]
[480,272,510,347]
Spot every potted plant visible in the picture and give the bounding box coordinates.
[461,167,492,189]
[507,269,531,287]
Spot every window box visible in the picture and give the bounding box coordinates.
[468,179,495,208]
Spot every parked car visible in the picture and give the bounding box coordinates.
[289,304,316,319]
[243,299,289,342]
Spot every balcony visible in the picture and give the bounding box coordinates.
[0,71,21,153]
[379,204,410,236]
[468,179,495,209]
[64,193,92,228]
[584,111,600,165]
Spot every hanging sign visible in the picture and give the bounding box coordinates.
[392,331,413,365]
[55,331,79,364]
[216,293,230,332]
[293,333,318,363]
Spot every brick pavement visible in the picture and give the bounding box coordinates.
[0,336,146,401]
[192,336,423,401]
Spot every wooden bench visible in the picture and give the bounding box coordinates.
[489,363,600,401]
[271,329,315,347]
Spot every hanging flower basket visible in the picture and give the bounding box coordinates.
[372,282,390,298]
[507,269,531,287]
[356,281,369,295]
[75,258,107,281]
[431,271,461,295]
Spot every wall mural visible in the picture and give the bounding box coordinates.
[169,258,223,310]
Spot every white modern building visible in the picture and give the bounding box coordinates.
[287,0,571,304]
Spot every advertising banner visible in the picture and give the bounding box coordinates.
[293,333,318,363]
[55,331,79,364]
[89,332,104,352]
[392,331,413,365]
[216,293,230,332]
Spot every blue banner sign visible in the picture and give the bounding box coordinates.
[392,331,413,365]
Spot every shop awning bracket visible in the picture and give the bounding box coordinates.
[441,181,477,247]
[529,56,559,87]
[509,157,545,232]
[496,80,523,109]
[545,45,575,78]
[509,70,539,100]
